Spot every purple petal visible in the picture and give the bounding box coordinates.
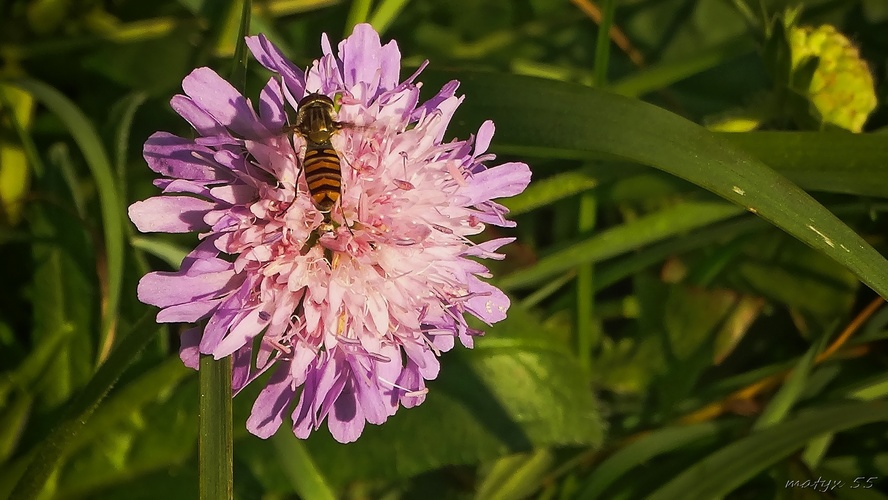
[245,34,306,99]
[259,78,287,129]
[170,96,228,137]
[213,307,272,359]
[156,299,220,323]
[465,278,510,325]
[338,23,384,98]
[413,80,459,121]
[462,162,531,206]
[327,378,365,443]
[246,366,296,438]
[128,196,216,233]
[181,67,267,139]
[464,237,515,260]
[232,344,253,393]
[292,368,317,439]
[179,327,201,370]
[143,132,230,181]
[137,268,238,308]
[396,360,427,408]
[474,120,495,156]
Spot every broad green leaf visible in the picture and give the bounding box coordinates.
[719,132,888,197]
[69,357,192,453]
[499,200,745,290]
[421,71,888,300]
[647,401,888,500]
[10,79,125,366]
[725,234,859,321]
[10,315,157,500]
[295,303,601,487]
[28,197,96,407]
[56,378,199,497]
[578,420,736,499]
[656,284,740,409]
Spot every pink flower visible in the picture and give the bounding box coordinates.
[129,24,531,443]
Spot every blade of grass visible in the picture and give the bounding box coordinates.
[499,200,746,291]
[272,429,337,500]
[648,401,888,500]
[345,0,373,35]
[606,39,756,97]
[579,421,734,498]
[367,0,410,35]
[199,355,233,500]
[753,330,830,431]
[8,78,125,366]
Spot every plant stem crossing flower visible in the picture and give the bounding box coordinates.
[129,24,531,443]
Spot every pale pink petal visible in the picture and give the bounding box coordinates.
[128,196,216,233]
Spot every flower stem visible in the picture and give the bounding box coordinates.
[199,355,234,500]
[197,3,251,498]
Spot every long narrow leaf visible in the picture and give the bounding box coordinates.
[425,71,888,300]
[648,401,888,500]
[9,79,125,365]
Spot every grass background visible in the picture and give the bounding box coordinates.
[2,0,888,498]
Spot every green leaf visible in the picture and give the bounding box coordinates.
[0,390,32,463]
[720,132,888,197]
[271,430,336,500]
[10,315,157,499]
[753,331,829,430]
[422,71,888,300]
[298,303,602,487]
[476,449,555,500]
[368,0,411,35]
[10,78,126,366]
[578,420,737,499]
[498,200,745,290]
[607,39,756,97]
[504,169,599,216]
[56,377,199,497]
[647,401,888,500]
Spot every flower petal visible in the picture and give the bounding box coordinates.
[143,132,231,181]
[137,268,238,308]
[181,67,267,139]
[461,162,532,206]
[179,327,202,370]
[128,196,216,233]
[247,366,296,438]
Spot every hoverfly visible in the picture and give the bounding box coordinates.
[288,93,345,222]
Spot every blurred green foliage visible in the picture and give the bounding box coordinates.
[2,0,888,498]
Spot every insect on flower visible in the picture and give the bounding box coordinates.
[286,92,346,224]
[129,23,531,444]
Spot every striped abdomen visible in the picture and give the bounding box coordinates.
[303,142,341,212]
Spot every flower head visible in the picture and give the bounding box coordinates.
[129,24,531,443]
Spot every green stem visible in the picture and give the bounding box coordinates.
[199,355,234,500]
[197,3,251,498]
[593,0,617,88]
